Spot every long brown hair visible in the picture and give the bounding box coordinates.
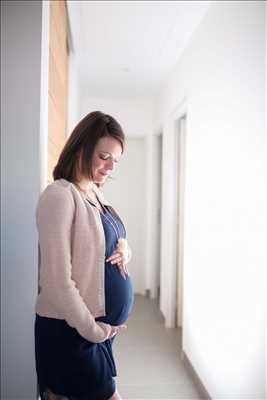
[53,111,125,182]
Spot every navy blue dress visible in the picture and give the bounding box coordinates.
[35,202,134,400]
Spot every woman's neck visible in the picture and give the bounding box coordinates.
[74,179,105,212]
[75,178,95,195]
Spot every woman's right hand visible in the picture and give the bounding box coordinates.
[108,324,127,339]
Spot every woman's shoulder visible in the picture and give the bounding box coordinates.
[37,179,77,209]
[36,179,78,223]
[40,178,73,197]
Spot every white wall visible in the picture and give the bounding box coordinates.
[1,1,47,398]
[156,1,265,399]
[79,96,154,137]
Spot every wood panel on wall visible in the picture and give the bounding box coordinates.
[48,0,69,183]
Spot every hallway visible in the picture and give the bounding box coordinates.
[2,1,265,398]
[113,295,202,399]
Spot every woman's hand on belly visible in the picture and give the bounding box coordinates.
[108,323,127,339]
[106,239,132,279]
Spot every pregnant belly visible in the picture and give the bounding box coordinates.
[96,262,134,326]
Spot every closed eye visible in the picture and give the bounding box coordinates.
[100,154,119,163]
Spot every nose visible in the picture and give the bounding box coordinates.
[105,158,115,171]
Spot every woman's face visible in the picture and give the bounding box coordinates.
[91,136,122,184]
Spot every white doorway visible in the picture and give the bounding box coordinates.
[175,114,187,329]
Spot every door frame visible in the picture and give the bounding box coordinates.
[174,113,187,329]
[163,97,187,329]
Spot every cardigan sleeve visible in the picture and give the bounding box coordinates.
[36,184,112,343]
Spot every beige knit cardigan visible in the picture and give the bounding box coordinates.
[35,178,116,343]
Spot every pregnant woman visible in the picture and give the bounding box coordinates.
[34,111,134,400]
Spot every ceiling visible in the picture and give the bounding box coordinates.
[67,1,211,99]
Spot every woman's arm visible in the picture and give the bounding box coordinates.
[36,185,111,343]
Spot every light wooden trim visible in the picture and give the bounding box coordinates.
[47,0,69,184]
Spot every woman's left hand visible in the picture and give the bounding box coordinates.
[106,239,132,279]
